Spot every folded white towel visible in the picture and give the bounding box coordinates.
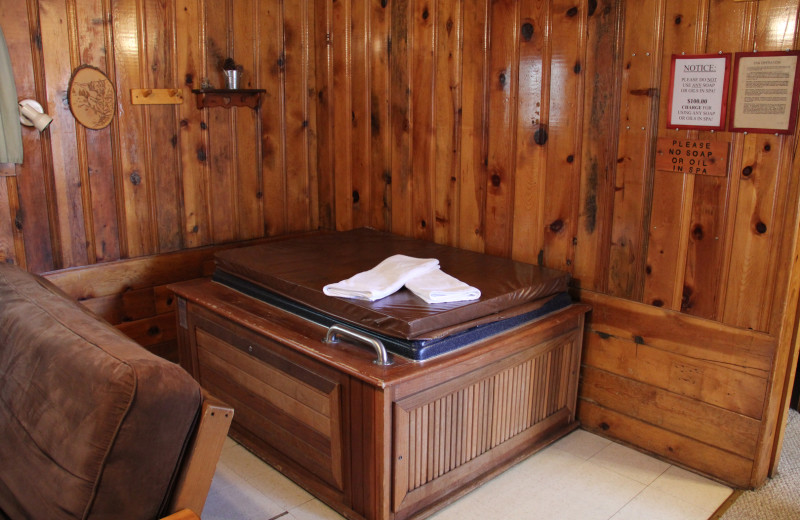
[323,255,440,301]
[405,269,481,304]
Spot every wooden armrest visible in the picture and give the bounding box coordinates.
[167,390,234,516]
[161,509,201,520]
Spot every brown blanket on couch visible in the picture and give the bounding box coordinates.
[0,263,202,520]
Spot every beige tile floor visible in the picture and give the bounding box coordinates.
[202,429,733,520]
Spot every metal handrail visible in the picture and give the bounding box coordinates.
[324,324,392,366]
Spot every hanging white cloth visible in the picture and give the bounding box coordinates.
[0,26,23,164]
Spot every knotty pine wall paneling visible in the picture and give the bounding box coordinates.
[76,0,121,263]
[143,0,183,253]
[175,0,209,248]
[259,0,286,236]
[409,0,436,244]
[389,0,413,237]
[606,0,662,301]
[572,0,621,292]
[113,0,155,258]
[541,0,584,272]
[205,1,237,244]
[457,0,488,253]
[432,0,461,247]
[483,0,519,257]
[677,3,739,321]
[641,0,702,312]
[0,0,52,272]
[4,0,800,490]
[510,1,548,266]
[40,0,90,267]
[349,0,371,231]
[575,0,800,489]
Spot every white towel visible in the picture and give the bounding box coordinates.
[405,269,481,304]
[323,255,439,301]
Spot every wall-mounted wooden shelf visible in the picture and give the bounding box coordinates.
[191,89,265,109]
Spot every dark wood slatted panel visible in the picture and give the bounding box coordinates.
[402,336,574,492]
[195,326,344,490]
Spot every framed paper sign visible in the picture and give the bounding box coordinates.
[667,53,731,131]
[729,51,800,134]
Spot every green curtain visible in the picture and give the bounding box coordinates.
[0,25,23,164]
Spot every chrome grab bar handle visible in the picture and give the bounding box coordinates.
[324,324,392,366]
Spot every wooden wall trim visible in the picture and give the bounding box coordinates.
[42,233,314,299]
[579,401,754,488]
[577,289,775,371]
[755,117,800,480]
[576,288,778,487]
[41,233,314,358]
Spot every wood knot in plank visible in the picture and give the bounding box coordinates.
[682,285,693,310]
[372,113,381,135]
[533,126,548,145]
[521,23,534,41]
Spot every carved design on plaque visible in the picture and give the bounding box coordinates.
[68,65,116,130]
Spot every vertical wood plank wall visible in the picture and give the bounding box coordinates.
[2,0,800,489]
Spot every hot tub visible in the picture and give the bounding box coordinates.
[212,228,573,361]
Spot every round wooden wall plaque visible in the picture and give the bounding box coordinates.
[68,65,116,130]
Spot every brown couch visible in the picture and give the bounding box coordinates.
[0,262,232,520]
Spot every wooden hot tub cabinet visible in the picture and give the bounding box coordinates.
[170,278,588,520]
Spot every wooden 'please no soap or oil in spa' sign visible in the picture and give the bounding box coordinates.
[655,137,730,177]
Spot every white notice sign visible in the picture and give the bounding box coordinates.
[667,54,731,131]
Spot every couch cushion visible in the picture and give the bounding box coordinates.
[0,263,202,520]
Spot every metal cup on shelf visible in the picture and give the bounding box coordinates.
[224,69,240,90]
